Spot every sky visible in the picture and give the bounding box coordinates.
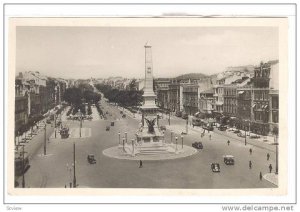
[16,26,278,79]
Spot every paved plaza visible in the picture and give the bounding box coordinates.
[15,98,277,189]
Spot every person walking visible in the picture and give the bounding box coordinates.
[227,140,230,146]
[249,160,252,169]
[259,172,263,180]
[267,153,270,161]
[209,134,212,140]
[269,164,273,173]
[139,160,143,168]
[249,148,253,155]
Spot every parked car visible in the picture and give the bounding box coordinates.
[87,154,96,164]
[192,117,202,127]
[203,125,214,131]
[122,114,126,118]
[181,113,188,120]
[250,134,260,139]
[223,155,235,165]
[211,163,220,172]
[192,141,203,149]
[160,125,166,131]
[218,125,227,131]
[175,111,182,117]
[237,132,246,137]
[106,126,110,131]
[233,129,241,134]
[60,127,69,139]
[111,122,114,126]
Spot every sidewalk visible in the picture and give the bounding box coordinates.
[263,173,278,186]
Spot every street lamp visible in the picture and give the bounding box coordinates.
[44,122,47,155]
[73,142,77,188]
[78,109,82,138]
[175,136,178,151]
[168,110,171,126]
[275,135,278,175]
[125,132,127,144]
[122,137,125,152]
[171,131,173,144]
[181,135,184,149]
[118,132,121,145]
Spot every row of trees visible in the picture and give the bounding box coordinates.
[95,80,143,107]
[63,83,101,106]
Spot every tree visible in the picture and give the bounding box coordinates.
[63,87,82,106]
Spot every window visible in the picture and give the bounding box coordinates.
[272,111,278,123]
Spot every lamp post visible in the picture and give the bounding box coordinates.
[54,115,57,138]
[181,135,184,149]
[171,131,173,144]
[73,142,77,188]
[168,110,171,126]
[125,132,127,144]
[131,139,135,156]
[175,136,178,151]
[21,145,26,188]
[44,122,47,155]
[79,109,82,138]
[122,137,125,152]
[118,132,121,145]
[186,117,188,134]
[275,135,278,175]
[244,121,247,146]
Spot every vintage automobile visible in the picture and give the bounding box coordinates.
[160,125,167,131]
[211,163,220,172]
[122,114,126,118]
[46,119,51,124]
[192,141,203,149]
[223,155,235,165]
[203,125,214,131]
[250,134,260,139]
[233,129,241,134]
[218,125,227,131]
[192,117,202,127]
[87,154,96,164]
[175,111,182,117]
[111,122,115,126]
[237,132,246,137]
[181,113,188,120]
[60,127,69,139]
[106,126,110,131]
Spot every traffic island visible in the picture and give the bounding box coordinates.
[103,145,197,161]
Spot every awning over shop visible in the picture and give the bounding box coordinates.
[238,91,244,94]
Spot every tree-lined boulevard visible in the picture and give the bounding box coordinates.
[16,90,277,188]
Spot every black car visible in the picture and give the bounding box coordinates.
[192,142,203,149]
[218,125,227,131]
[160,125,167,131]
[181,113,188,120]
[233,129,241,134]
[211,163,220,172]
[175,111,182,117]
[87,154,96,164]
[203,125,214,131]
[223,155,235,165]
[106,126,110,131]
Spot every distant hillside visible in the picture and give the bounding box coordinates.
[175,73,208,80]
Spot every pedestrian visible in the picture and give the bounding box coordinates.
[259,172,263,180]
[227,140,230,146]
[267,153,270,161]
[139,160,143,168]
[269,164,273,173]
[209,134,211,140]
[249,148,252,155]
[249,160,252,169]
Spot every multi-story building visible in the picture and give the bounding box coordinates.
[223,77,250,118]
[154,78,171,110]
[199,88,214,115]
[168,80,181,113]
[15,79,28,135]
[213,67,253,116]
[182,83,199,115]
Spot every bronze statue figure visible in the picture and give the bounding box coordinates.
[145,118,156,133]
